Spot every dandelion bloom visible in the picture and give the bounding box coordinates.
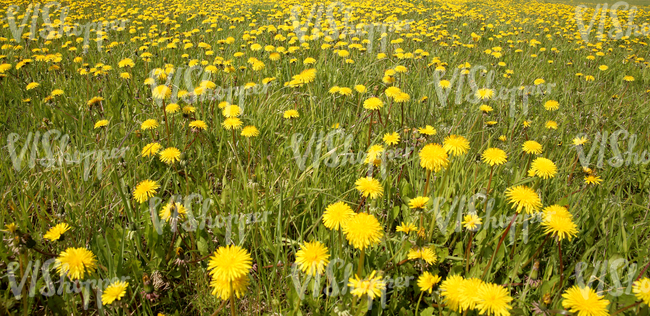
[43,223,71,241]
[394,92,410,103]
[584,175,603,185]
[355,85,367,93]
[355,177,383,199]
[440,275,465,312]
[623,76,635,82]
[338,87,352,96]
[505,185,542,214]
[458,278,484,311]
[322,201,354,230]
[438,80,451,89]
[210,275,249,300]
[475,88,495,100]
[87,96,104,107]
[482,148,507,166]
[141,119,159,130]
[295,241,330,275]
[633,278,650,305]
[598,65,608,71]
[462,214,483,230]
[363,97,383,110]
[102,281,128,305]
[534,78,545,85]
[396,222,417,234]
[189,120,207,131]
[408,247,437,264]
[166,103,180,113]
[409,196,429,209]
[94,120,109,129]
[542,205,572,221]
[142,143,162,157]
[573,137,588,146]
[26,82,39,90]
[418,125,437,135]
[207,245,252,282]
[55,247,97,280]
[475,282,513,316]
[544,100,559,111]
[385,86,402,99]
[159,202,187,222]
[443,135,470,156]
[418,272,442,293]
[480,104,493,113]
[241,126,260,137]
[348,271,386,299]
[342,213,383,250]
[528,157,557,179]
[283,109,299,119]
[133,179,160,203]
[542,214,578,241]
[419,143,449,172]
[545,121,558,129]
[383,132,400,145]
[522,140,543,154]
[222,117,243,130]
[223,105,241,118]
[562,286,610,316]
[152,85,171,99]
[51,89,64,96]
[159,147,181,164]
[294,68,316,84]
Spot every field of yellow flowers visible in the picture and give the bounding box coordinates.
[2,0,650,315]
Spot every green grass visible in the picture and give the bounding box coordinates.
[1,0,650,315]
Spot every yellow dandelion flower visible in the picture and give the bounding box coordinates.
[43,223,71,241]
[54,247,97,280]
[355,177,383,199]
[342,213,383,250]
[133,179,160,203]
[295,241,330,276]
[322,201,354,231]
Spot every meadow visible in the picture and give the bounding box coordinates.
[1,0,650,315]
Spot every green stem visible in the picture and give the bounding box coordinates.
[357,249,365,278]
[482,212,518,279]
[415,291,424,315]
[230,280,237,316]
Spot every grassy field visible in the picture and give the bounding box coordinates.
[1,0,650,315]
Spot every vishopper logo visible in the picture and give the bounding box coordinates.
[4,259,131,310]
[574,129,650,168]
[289,1,412,54]
[147,65,275,114]
[573,259,639,297]
[290,258,415,310]
[6,130,129,181]
[575,1,650,43]
[289,129,415,176]
[5,1,129,52]
[429,64,556,118]
[425,193,544,243]
[148,193,271,245]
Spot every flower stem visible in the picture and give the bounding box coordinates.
[423,170,432,196]
[368,111,374,148]
[357,249,365,278]
[557,239,564,293]
[415,291,425,316]
[611,302,641,316]
[482,213,518,279]
[230,281,237,316]
[465,231,475,274]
